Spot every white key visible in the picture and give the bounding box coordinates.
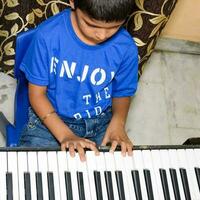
[18,152,28,200]
[133,150,148,200]
[67,152,79,200]
[177,149,196,199]
[96,152,108,200]
[124,154,136,200]
[57,151,68,200]
[47,151,61,200]
[168,149,185,200]
[159,150,175,200]
[142,150,160,199]
[194,149,200,167]
[104,152,119,200]
[28,152,38,200]
[185,149,200,199]
[114,151,133,200]
[77,153,91,200]
[86,151,98,200]
[0,152,7,200]
[8,151,19,200]
[151,150,165,200]
[37,151,49,200]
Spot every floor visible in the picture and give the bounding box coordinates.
[0,37,200,147]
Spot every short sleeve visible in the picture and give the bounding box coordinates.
[112,44,138,97]
[20,30,49,86]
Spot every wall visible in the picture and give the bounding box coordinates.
[161,0,200,42]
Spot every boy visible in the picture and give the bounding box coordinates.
[19,0,138,161]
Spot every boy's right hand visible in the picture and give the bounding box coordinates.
[60,134,99,161]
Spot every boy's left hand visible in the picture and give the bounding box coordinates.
[101,123,133,156]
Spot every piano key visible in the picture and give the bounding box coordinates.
[87,151,99,200]
[77,172,86,200]
[114,151,133,200]
[123,155,137,200]
[27,152,38,200]
[177,149,194,199]
[0,152,7,200]
[94,171,103,200]
[150,150,165,200]
[77,152,91,200]
[131,170,142,200]
[47,172,55,200]
[104,152,119,200]
[35,172,43,200]
[57,151,68,200]
[67,152,79,200]
[17,152,28,200]
[37,152,49,200]
[8,152,19,200]
[24,172,32,200]
[141,150,158,199]
[104,171,114,200]
[6,172,13,200]
[95,152,109,200]
[115,171,125,200]
[143,169,154,200]
[195,167,200,191]
[47,151,61,200]
[194,149,200,167]
[185,149,200,199]
[159,150,175,200]
[168,150,186,200]
[159,169,170,200]
[179,168,191,200]
[169,168,181,200]
[64,171,73,200]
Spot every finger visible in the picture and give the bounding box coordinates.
[68,143,76,157]
[61,142,67,151]
[86,142,100,156]
[121,142,127,156]
[101,136,109,146]
[76,143,86,162]
[127,144,133,156]
[84,138,96,145]
[109,140,118,153]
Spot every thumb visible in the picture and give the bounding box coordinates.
[101,135,109,146]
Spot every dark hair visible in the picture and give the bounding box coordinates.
[74,0,134,22]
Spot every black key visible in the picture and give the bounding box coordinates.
[65,171,73,200]
[77,172,85,200]
[169,168,181,200]
[24,172,32,200]
[115,171,126,200]
[47,172,55,200]
[131,170,142,200]
[143,169,154,200]
[6,172,13,200]
[94,171,103,200]
[180,168,191,200]
[159,169,170,200]
[35,172,43,200]
[104,171,114,200]
[195,167,200,191]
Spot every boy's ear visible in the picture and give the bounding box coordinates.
[69,0,75,10]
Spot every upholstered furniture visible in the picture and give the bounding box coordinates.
[0,0,177,77]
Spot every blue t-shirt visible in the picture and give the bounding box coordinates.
[20,8,138,119]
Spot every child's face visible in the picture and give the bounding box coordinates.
[71,8,125,45]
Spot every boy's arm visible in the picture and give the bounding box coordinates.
[29,83,98,161]
[101,97,133,155]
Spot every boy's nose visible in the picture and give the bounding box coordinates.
[95,30,107,41]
